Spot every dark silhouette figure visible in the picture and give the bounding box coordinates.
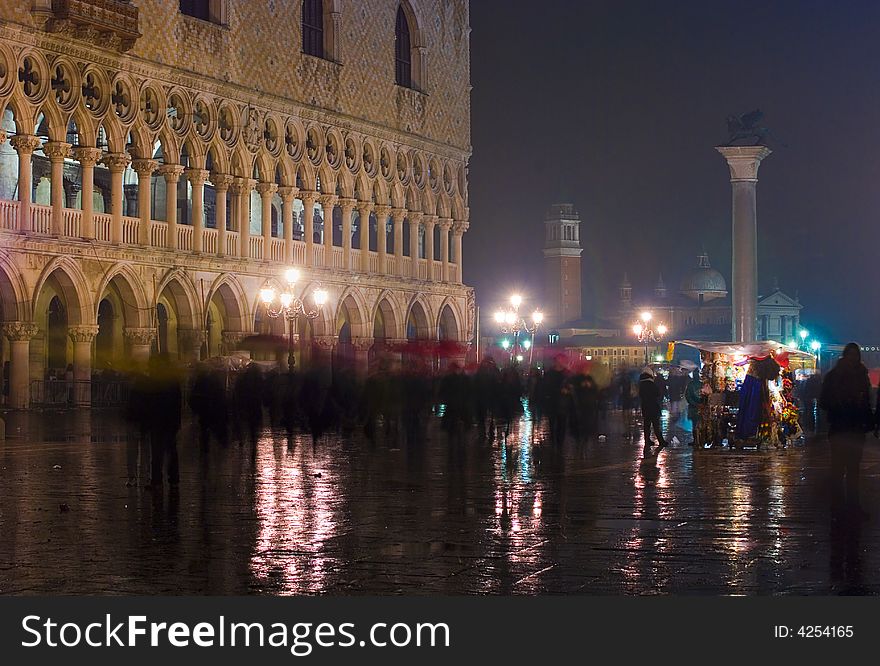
[234,363,265,447]
[144,355,182,486]
[474,357,501,440]
[820,343,873,521]
[189,364,229,451]
[542,355,570,446]
[639,367,668,456]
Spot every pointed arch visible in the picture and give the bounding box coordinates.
[334,287,369,339]
[405,294,432,340]
[32,256,93,326]
[204,272,250,333]
[437,297,462,341]
[0,250,30,322]
[372,290,403,341]
[154,268,200,331]
[95,262,150,329]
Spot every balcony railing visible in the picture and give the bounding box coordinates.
[0,200,460,283]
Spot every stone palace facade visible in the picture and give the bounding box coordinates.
[0,0,474,408]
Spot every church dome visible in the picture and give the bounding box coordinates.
[680,253,727,301]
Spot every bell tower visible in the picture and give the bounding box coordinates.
[543,203,583,328]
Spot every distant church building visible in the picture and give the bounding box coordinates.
[543,203,583,328]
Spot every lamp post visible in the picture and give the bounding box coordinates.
[494,293,543,366]
[799,329,809,350]
[632,310,668,366]
[810,339,821,371]
[260,268,328,374]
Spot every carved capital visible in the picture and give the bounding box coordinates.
[9,135,43,155]
[374,204,392,219]
[158,163,185,182]
[390,207,407,222]
[68,325,100,343]
[123,327,157,346]
[716,145,772,182]
[452,220,469,234]
[438,217,453,232]
[178,329,205,348]
[2,321,39,342]
[43,141,72,161]
[356,200,374,217]
[71,146,103,167]
[422,214,438,228]
[337,197,357,211]
[408,212,424,225]
[299,189,318,205]
[313,335,338,351]
[131,158,159,176]
[210,173,235,190]
[102,152,132,172]
[352,337,375,352]
[256,181,279,197]
[318,194,338,208]
[221,331,250,347]
[277,185,299,202]
[184,168,211,187]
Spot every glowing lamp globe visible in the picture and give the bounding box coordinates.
[313,289,328,307]
[504,311,516,325]
[532,311,544,325]
[260,287,276,305]
[810,340,821,352]
[279,293,293,309]
[632,324,643,336]
[510,294,522,308]
[657,324,668,336]
[799,329,808,340]
[640,311,652,323]
[494,311,505,324]
[284,268,300,285]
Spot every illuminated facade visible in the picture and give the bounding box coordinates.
[0,0,474,408]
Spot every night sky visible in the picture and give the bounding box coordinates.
[466,0,880,342]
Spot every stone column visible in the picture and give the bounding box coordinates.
[313,335,337,365]
[131,159,158,246]
[438,218,452,282]
[43,141,71,236]
[356,201,373,272]
[211,173,233,257]
[123,327,156,368]
[319,194,337,268]
[408,212,422,279]
[256,182,278,261]
[375,205,390,274]
[178,329,205,363]
[301,190,317,267]
[159,164,184,251]
[352,337,374,380]
[391,207,406,276]
[72,146,103,239]
[68,325,99,406]
[238,177,256,259]
[717,145,772,343]
[423,215,437,281]
[278,185,298,263]
[452,220,467,284]
[186,168,209,254]
[103,152,131,244]
[9,135,42,233]
[2,322,38,409]
[339,197,356,270]
[221,331,249,357]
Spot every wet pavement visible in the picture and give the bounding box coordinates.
[1,403,878,595]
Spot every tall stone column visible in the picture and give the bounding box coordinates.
[239,178,256,259]
[178,329,205,363]
[320,194,338,268]
[423,215,437,281]
[278,185,298,263]
[2,322,39,409]
[43,141,71,236]
[124,327,156,368]
[9,135,42,233]
[356,201,373,271]
[339,197,356,270]
[409,212,422,278]
[159,164,184,251]
[132,159,158,246]
[301,190,317,267]
[257,181,278,261]
[103,152,131,244]
[717,145,772,343]
[211,173,233,257]
[73,146,103,239]
[375,204,390,274]
[391,207,406,276]
[69,325,99,406]
[438,218,452,282]
[452,220,467,284]
[352,337,374,380]
[186,168,209,254]
[313,335,337,366]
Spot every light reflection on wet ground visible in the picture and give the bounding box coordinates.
[0,402,877,595]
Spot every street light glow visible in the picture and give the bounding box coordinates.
[504,311,517,325]
[787,340,797,348]
[532,311,543,325]
[280,292,293,308]
[313,289,328,307]
[799,329,808,340]
[632,323,643,336]
[260,286,276,305]
[510,293,522,308]
[640,311,652,323]
[522,339,532,349]
[494,311,505,324]
[501,339,511,350]
[657,324,668,336]
[810,340,821,351]
[284,268,300,285]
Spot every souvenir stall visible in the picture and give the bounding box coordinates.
[675,341,815,448]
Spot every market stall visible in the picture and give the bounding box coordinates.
[674,340,815,449]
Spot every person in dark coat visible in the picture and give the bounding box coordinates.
[685,368,703,446]
[189,364,229,450]
[639,367,668,455]
[542,355,570,446]
[233,362,264,448]
[145,354,182,486]
[820,342,873,520]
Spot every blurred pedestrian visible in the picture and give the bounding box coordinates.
[639,366,668,456]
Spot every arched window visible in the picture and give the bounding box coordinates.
[303,0,325,58]
[395,5,412,88]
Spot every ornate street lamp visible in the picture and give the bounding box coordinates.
[494,293,543,365]
[260,268,328,373]
[632,310,668,366]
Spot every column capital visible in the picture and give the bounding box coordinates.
[43,141,72,160]
[221,330,249,346]
[210,172,234,190]
[408,211,424,224]
[374,204,392,218]
[123,327,157,345]
[2,321,39,341]
[318,193,338,208]
[438,217,453,231]
[351,337,375,352]
[158,163,185,181]
[452,220,469,234]
[9,134,42,154]
[68,325,100,343]
[422,214,438,227]
[356,200,374,216]
[102,152,131,172]
[716,145,772,182]
[71,146,104,166]
[184,168,211,186]
[338,197,357,209]
[131,158,159,176]
[313,335,338,351]
[299,189,318,204]
[256,181,279,197]
[277,185,299,202]
[390,207,407,221]
[178,328,206,347]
